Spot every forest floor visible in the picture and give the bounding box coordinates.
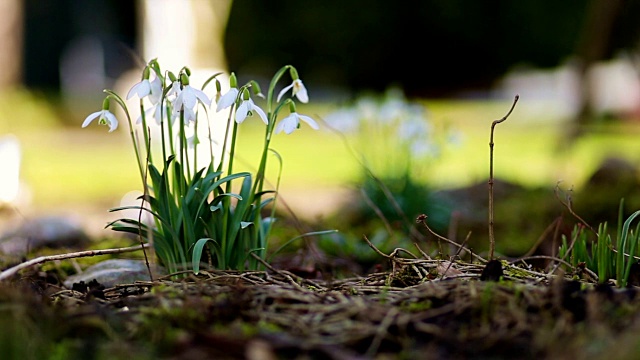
[5,240,640,360]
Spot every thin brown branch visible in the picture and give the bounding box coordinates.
[0,244,150,281]
[521,216,563,258]
[441,231,472,280]
[554,182,597,235]
[416,214,487,263]
[488,95,519,260]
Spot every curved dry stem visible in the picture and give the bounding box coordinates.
[416,215,487,263]
[488,95,519,260]
[554,182,597,235]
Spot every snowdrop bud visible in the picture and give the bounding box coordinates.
[180,73,190,86]
[215,79,222,102]
[250,80,265,98]
[142,66,150,80]
[229,72,237,88]
[183,67,191,77]
[102,97,110,110]
[168,71,177,83]
[289,66,300,80]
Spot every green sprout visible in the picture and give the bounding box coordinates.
[558,199,640,287]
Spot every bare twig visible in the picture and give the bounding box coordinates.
[363,235,393,259]
[554,182,597,235]
[488,95,519,260]
[441,231,472,280]
[521,216,563,258]
[416,215,487,263]
[0,244,150,281]
[548,226,582,276]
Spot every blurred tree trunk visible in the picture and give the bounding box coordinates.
[138,0,232,71]
[566,0,623,142]
[0,0,23,90]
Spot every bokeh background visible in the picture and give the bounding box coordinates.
[2,0,640,260]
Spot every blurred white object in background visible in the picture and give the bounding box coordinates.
[117,0,233,172]
[495,55,640,121]
[0,134,21,205]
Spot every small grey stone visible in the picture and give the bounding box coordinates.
[63,259,165,288]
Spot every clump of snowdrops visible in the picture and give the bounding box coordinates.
[82,59,320,274]
[323,88,460,233]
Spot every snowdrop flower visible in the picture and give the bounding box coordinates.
[126,67,163,104]
[355,96,377,120]
[277,79,308,103]
[82,98,119,132]
[172,74,211,124]
[324,108,360,134]
[175,84,211,109]
[276,67,308,103]
[397,118,431,142]
[166,79,181,101]
[236,89,268,124]
[216,72,239,112]
[216,88,238,112]
[275,107,319,135]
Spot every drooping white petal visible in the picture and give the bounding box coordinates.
[293,80,309,103]
[276,83,294,102]
[252,104,268,124]
[127,80,151,100]
[274,120,286,134]
[149,76,163,104]
[152,103,164,125]
[183,107,197,124]
[82,111,102,128]
[166,81,181,100]
[103,111,119,132]
[216,88,238,112]
[235,100,250,123]
[191,86,212,107]
[177,88,195,110]
[297,113,319,130]
[282,118,298,134]
[276,114,298,134]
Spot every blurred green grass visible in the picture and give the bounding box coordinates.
[2,89,640,214]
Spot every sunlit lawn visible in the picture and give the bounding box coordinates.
[5,91,640,217]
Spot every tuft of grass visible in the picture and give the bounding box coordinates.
[558,199,640,287]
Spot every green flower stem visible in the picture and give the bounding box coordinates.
[217,107,235,173]
[159,103,168,163]
[246,66,293,267]
[179,110,189,192]
[103,90,145,185]
[167,104,176,159]
[139,102,153,165]
[226,121,239,192]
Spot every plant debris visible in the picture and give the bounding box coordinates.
[0,248,627,360]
